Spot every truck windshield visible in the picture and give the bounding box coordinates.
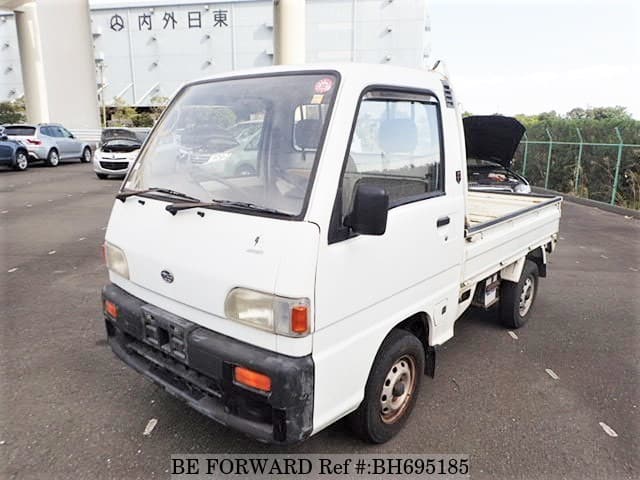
[124,73,338,217]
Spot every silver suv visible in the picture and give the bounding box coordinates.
[3,123,92,167]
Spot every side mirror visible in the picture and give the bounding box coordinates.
[0,135,8,141]
[345,183,389,236]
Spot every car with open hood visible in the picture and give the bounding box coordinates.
[93,128,150,179]
[464,115,530,193]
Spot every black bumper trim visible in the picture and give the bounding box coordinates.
[102,283,314,444]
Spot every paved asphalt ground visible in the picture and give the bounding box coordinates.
[1,163,639,480]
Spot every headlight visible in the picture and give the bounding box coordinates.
[104,241,129,279]
[224,288,310,337]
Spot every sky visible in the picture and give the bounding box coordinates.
[428,0,640,118]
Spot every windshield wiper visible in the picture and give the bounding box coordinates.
[165,199,292,217]
[116,187,201,203]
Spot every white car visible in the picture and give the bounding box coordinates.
[93,128,149,179]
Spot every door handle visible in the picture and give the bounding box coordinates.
[436,216,450,228]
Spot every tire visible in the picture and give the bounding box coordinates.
[500,260,539,329]
[80,147,92,163]
[13,150,28,171]
[234,163,256,177]
[96,173,108,180]
[348,329,425,444]
[46,149,59,167]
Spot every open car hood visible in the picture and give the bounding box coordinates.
[463,115,525,168]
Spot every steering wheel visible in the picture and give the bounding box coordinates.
[277,169,308,198]
[205,175,252,201]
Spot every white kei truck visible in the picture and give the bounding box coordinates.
[102,64,562,444]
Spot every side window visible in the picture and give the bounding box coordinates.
[40,127,51,137]
[339,91,443,220]
[51,127,65,138]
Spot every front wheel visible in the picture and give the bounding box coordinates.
[500,260,539,329]
[348,329,425,443]
[46,149,59,167]
[14,151,28,171]
[80,147,92,163]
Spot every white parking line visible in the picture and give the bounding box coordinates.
[508,331,518,340]
[7,267,18,273]
[545,368,559,380]
[599,422,618,437]
[78,237,86,241]
[1,210,7,214]
[48,250,56,255]
[143,418,158,436]
[630,267,639,272]
[600,254,609,259]
[26,204,32,208]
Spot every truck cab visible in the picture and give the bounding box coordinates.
[102,64,561,444]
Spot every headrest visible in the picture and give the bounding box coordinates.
[294,119,322,150]
[378,118,418,154]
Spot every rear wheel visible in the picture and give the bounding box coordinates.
[500,260,539,329]
[348,329,425,443]
[96,173,108,180]
[46,149,59,167]
[80,147,92,163]
[14,150,28,171]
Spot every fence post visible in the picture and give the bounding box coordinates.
[521,132,529,176]
[574,127,584,193]
[610,127,624,205]
[544,128,553,189]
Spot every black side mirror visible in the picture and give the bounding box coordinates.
[345,183,389,236]
[0,135,7,141]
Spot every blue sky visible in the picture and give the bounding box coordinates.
[428,0,640,117]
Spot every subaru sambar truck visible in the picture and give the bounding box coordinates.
[102,64,561,444]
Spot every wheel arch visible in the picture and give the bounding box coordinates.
[389,312,436,378]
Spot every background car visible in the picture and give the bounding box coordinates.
[3,123,92,167]
[0,128,30,171]
[464,115,531,194]
[93,128,149,179]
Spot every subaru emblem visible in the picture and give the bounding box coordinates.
[161,270,174,283]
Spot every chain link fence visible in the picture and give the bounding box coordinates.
[512,128,640,209]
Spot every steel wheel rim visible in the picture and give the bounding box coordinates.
[380,355,416,424]
[17,153,27,169]
[519,276,534,316]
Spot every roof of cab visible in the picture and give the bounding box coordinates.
[183,63,449,95]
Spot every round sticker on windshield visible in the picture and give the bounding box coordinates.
[314,77,334,94]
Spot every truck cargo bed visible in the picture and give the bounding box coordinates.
[463,191,562,285]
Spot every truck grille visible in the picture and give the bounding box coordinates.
[100,161,128,171]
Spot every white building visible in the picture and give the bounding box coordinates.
[0,0,430,124]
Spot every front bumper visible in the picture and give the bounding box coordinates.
[93,157,132,175]
[102,283,314,444]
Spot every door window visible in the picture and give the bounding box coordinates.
[338,90,443,223]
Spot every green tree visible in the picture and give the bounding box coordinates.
[0,99,26,124]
